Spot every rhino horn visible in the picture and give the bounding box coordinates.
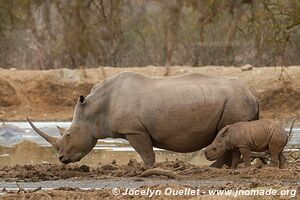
[27,117,58,147]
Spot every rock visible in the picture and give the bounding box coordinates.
[229,170,240,175]
[79,165,90,172]
[0,124,24,147]
[241,64,253,71]
[58,68,85,82]
[179,69,193,74]
[0,78,20,107]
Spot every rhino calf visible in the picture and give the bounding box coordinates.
[204,119,290,169]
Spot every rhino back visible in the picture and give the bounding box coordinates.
[228,120,287,152]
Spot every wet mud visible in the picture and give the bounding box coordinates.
[0,160,299,199]
[0,159,299,182]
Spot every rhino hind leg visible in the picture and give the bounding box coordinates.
[125,133,155,167]
[269,154,279,167]
[269,149,281,168]
[278,152,286,169]
[268,137,286,168]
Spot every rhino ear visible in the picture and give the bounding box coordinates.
[79,95,86,104]
[57,126,67,136]
[219,126,229,137]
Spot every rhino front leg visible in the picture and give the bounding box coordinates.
[231,149,241,169]
[239,147,251,167]
[126,133,155,167]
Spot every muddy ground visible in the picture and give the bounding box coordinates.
[0,160,299,199]
[0,159,299,182]
[0,66,300,199]
[0,66,300,121]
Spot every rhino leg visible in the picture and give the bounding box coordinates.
[239,147,251,167]
[210,150,233,168]
[268,138,285,168]
[269,152,280,167]
[278,152,286,169]
[126,133,155,167]
[231,150,241,169]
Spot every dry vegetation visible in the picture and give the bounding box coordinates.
[0,0,299,69]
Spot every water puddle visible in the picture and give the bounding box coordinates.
[0,122,299,167]
[0,178,298,192]
[0,141,211,167]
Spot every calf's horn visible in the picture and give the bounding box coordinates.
[27,117,58,146]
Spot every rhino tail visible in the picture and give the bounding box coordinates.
[285,116,297,142]
[248,86,259,120]
[255,98,260,120]
[288,117,296,135]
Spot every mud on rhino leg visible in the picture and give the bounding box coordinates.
[126,133,155,167]
[210,150,233,168]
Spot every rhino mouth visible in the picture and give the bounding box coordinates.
[204,151,218,161]
[60,159,72,164]
[206,155,216,161]
[59,154,83,164]
[59,155,72,164]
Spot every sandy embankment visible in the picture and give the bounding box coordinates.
[0,66,299,121]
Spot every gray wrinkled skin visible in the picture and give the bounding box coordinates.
[28,72,259,167]
[204,119,289,169]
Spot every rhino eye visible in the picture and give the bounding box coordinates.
[66,133,71,138]
[79,95,85,104]
[213,147,216,151]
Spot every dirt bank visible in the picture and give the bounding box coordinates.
[0,66,300,121]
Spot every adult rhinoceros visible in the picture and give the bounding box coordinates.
[27,72,259,167]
